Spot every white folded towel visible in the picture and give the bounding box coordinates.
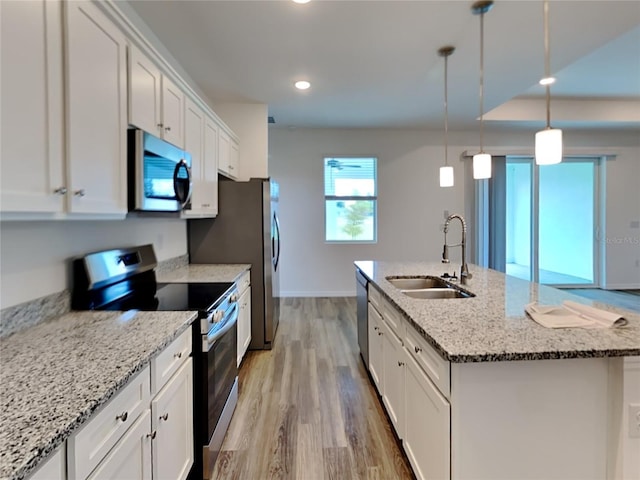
[525,300,628,329]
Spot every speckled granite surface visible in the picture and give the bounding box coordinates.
[156,263,250,283]
[0,290,70,340]
[0,309,196,480]
[355,261,640,363]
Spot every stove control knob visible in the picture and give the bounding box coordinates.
[230,293,238,303]
[213,310,224,323]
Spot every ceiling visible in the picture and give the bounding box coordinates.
[127,0,640,130]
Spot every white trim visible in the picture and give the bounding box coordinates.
[280,291,355,297]
[602,283,640,290]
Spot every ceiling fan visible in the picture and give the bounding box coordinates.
[326,159,361,170]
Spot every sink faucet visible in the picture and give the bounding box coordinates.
[442,214,472,285]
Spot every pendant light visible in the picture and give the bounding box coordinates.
[471,0,493,180]
[535,0,563,165]
[439,46,455,188]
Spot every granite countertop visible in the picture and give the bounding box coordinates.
[0,310,197,480]
[355,260,640,363]
[156,263,250,283]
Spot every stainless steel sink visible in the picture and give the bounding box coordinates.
[385,275,474,300]
[385,276,451,290]
[401,288,473,299]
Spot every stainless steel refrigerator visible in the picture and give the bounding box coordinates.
[188,178,280,350]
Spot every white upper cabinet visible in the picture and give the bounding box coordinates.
[128,45,162,136]
[183,99,218,217]
[65,0,128,215]
[1,0,65,214]
[218,128,239,179]
[160,77,185,148]
[128,45,185,149]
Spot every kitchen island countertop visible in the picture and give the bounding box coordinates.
[0,309,196,480]
[356,260,640,363]
[156,263,250,283]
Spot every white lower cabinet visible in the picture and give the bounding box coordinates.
[87,410,152,480]
[404,347,450,480]
[367,302,384,393]
[30,446,65,480]
[380,319,405,439]
[67,331,193,480]
[236,271,252,366]
[151,358,194,480]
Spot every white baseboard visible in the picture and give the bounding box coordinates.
[601,284,640,290]
[280,290,355,297]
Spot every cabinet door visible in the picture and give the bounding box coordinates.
[1,0,65,213]
[87,410,152,480]
[237,286,251,366]
[218,129,230,176]
[381,319,405,439]
[183,98,211,217]
[202,115,219,215]
[161,76,184,148]
[404,349,450,480]
[65,0,127,214]
[151,358,194,480]
[367,303,383,393]
[128,45,162,136]
[229,138,239,179]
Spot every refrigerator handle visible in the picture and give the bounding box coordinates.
[273,212,281,271]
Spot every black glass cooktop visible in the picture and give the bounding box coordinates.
[90,282,234,313]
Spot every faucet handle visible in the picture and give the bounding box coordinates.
[442,244,449,263]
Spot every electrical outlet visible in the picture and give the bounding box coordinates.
[629,404,640,438]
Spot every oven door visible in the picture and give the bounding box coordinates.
[201,302,239,478]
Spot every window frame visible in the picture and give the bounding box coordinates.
[323,155,378,244]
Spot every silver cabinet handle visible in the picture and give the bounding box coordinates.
[115,411,128,422]
[415,346,422,354]
[147,430,157,440]
[173,351,182,359]
[74,189,86,197]
[377,331,383,336]
[160,413,169,421]
[229,165,234,170]
[157,123,164,129]
[54,187,67,195]
[398,361,405,367]
[165,126,171,132]
[373,326,379,331]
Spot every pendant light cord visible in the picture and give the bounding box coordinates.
[444,54,449,166]
[544,0,551,129]
[479,10,485,153]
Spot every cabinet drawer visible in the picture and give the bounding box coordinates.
[30,445,65,480]
[380,296,405,338]
[151,329,192,395]
[68,366,150,480]
[368,285,383,312]
[236,270,250,295]
[404,326,450,399]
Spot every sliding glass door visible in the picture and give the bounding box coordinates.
[501,157,599,287]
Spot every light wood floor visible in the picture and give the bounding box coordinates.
[212,297,413,480]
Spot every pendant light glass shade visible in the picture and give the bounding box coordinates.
[535,0,562,166]
[440,166,455,187]
[473,153,492,179]
[438,46,455,188]
[471,1,493,180]
[535,128,563,165]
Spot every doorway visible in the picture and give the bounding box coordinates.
[484,157,601,287]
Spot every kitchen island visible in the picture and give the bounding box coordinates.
[355,260,640,480]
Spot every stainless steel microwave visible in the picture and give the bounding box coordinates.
[128,129,193,212]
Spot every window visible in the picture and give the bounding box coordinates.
[324,156,377,242]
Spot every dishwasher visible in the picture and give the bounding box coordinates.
[356,269,369,365]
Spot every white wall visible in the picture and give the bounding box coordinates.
[214,103,269,181]
[0,218,187,309]
[269,127,640,296]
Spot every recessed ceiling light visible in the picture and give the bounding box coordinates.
[539,76,556,86]
[294,80,311,90]
[292,0,310,3]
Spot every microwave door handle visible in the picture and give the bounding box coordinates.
[173,160,193,207]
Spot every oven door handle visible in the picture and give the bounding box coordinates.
[204,305,238,352]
